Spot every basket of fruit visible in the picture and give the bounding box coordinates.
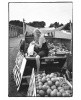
[35,72,72,97]
[27,69,72,97]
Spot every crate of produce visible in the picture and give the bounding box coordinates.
[27,68,73,97]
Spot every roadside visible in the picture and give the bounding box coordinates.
[9,36,26,97]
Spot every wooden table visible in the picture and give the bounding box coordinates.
[25,55,66,60]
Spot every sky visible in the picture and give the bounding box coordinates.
[9,2,72,27]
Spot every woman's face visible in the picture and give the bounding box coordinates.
[34,35,38,41]
[34,29,41,39]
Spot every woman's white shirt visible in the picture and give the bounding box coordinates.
[38,34,46,48]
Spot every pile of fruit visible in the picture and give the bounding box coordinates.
[47,42,70,56]
[35,72,72,97]
[24,42,71,57]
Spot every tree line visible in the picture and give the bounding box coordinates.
[9,20,23,27]
[9,20,72,31]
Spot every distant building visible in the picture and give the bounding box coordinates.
[9,24,23,38]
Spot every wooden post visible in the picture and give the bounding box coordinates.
[9,26,11,37]
[23,18,25,35]
[70,20,72,53]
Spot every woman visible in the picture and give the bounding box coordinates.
[32,28,49,74]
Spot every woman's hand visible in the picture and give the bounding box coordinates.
[31,41,35,45]
[34,43,39,47]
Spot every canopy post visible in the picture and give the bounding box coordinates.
[23,18,25,35]
[70,20,72,53]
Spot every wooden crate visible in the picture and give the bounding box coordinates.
[13,51,27,91]
[27,68,36,96]
[27,68,72,97]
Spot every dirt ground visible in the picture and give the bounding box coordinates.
[8,36,28,97]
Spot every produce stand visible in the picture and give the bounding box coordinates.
[24,35,70,75]
[13,24,72,94]
[13,51,67,92]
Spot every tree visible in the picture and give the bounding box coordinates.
[49,22,63,28]
[9,20,23,27]
[62,21,73,31]
[59,23,64,27]
[27,21,46,28]
[49,23,54,28]
[53,22,59,28]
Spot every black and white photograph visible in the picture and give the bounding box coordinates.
[8,2,73,97]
